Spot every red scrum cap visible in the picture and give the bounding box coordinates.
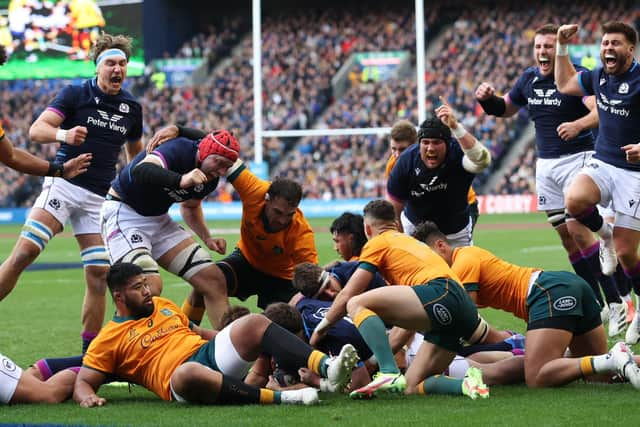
[198,130,240,163]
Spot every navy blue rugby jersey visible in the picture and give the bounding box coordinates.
[508,65,594,158]
[329,261,386,289]
[387,143,474,235]
[296,297,372,360]
[49,78,142,196]
[579,60,640,171]
[111,137,219,216]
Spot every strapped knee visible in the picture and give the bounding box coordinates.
[119,248,159,275]
[546,209,567,228]
[20,219,53,252]
[80,246,110,269]
[167,243,212,280]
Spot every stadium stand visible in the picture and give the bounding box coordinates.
[0,1,639,206]
[275,0,639,199]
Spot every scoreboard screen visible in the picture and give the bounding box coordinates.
[0,0,144,80]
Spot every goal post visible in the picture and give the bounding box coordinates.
[250,0,427,163]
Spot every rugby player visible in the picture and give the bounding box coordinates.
[416,221,640,388]
[75,263,358,407]
[475,24,625,335]
[0,33,143,352]
[554,21,640,344]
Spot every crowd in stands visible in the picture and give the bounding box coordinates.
[493,143,536,195]
[174,16,249,73]
[0,1,638,207]
[277,0,638,200]
[0,81,58,207]
[489,1,638,194]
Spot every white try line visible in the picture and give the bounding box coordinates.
[209,228,240,235]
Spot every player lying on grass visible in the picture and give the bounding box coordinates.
[415,221,640,388]
[0,352,78,405]
[295,260,418,373]
[74,263,358,407]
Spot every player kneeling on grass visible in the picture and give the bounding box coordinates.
[74,263,358,407]
[292,261,526,388]
[310,200,491,400]
[1,353,77,405]
[415,221,640,388]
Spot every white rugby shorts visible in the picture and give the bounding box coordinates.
[170,319,251,403]
[536,151,593,212]
[212,319,252,379]
[100,199,191,262]
[578,158,640,230]
[401,211,473,247]
[33,177,103,234]
[0,353,22,404]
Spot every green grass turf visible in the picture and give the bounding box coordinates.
[0,212,637,426]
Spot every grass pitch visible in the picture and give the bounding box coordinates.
[0,213,637,426]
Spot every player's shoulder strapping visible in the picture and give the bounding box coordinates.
[227,160,247,182]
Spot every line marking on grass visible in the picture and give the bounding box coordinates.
[23,278,78,284]
[521,245,564,253]
[0,223,548,239]
[209,228,240,234]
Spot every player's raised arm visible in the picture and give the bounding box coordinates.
[436,96,491,173]
[475,82,520,117]
[554,24,583,95]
